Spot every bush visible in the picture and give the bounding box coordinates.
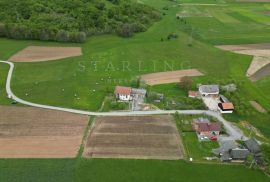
[117,23,134,37]
[0,24,5,37]
[167,33,178,40]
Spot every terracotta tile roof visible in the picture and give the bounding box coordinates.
[221,103,234,110]
[114,86,132,95]
[188,91,198,97]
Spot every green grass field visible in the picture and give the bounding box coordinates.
[0,0,270,180]
[0,158,269,182]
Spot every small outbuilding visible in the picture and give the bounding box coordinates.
[188,91,198,98]
[218,95,234,114]
[218,102,234,113]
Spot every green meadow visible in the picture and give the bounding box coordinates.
[0,0,270,180]
[0,158,269,182]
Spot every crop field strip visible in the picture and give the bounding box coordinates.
[84,116,183,160]
[0,106,88,158]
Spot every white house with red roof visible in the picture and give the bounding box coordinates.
[114,86,147,102]
[114,86,132,101]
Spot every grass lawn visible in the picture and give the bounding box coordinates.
[0,158,268,182]
[182,132,219,160]
[0,63,11,105]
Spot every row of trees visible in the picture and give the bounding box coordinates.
[0,0,161,42]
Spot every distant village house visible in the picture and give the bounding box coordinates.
[114,86,147,102]
[192,118,221,141]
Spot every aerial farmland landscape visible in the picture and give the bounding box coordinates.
[0,0,270,181]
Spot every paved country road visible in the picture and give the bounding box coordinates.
[0,61,245,140]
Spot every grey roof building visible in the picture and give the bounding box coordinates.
[213,140,249,162]
[199,85,219,96]
[244,138,261,154]
[230,149,250,160]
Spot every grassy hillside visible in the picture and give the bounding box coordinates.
[0,158,268,182]
[0,0,161,42]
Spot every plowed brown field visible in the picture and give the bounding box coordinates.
[0,106,88,158]
[84,116,183,160]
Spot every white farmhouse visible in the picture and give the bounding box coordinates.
[114,86,132,101]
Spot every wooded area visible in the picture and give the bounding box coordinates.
[0,0,161,42]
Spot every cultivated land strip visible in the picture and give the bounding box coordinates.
[0,61,244,140]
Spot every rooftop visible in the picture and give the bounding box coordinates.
[220,102,234,110]
[199,85,219,94]
[195,122,221,132]
[230,149,250,160]
[244,138,261,154]
[114,86,132,95]
[131,88,147,95]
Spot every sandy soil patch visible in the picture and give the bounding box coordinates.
[84,116,183,160]
[0,106,88,158]
[141,69,204,86]
[249,101,267,113]
[9,46,82,62]
[247,56,270,76]
[216,44,270,81]
[249,62,270,81]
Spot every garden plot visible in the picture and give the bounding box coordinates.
[9,46,82,62]
[0,106,88,158]
[84,116,183,160]
[141,69,204,86]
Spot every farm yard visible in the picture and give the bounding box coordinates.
[84,116,183,160]
[0,0,270,181]
[0,106,88,158]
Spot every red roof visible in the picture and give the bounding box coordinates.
[114,86,132,95]
[196,122,221,132]
[221,103,234,110]
[188,91,198,97]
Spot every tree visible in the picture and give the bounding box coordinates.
[55,30,69,42]
[0,24,6,37]
[179,76,192,91]
[117,23,134,37]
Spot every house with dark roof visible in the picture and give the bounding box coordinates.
[192,120,221,140]
[199,85,219,97]
[213,140,250,162]
[244,138,261,154]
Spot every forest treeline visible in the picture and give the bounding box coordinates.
[0,0,161,42]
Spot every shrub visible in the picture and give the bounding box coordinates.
[117,23,134,37]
